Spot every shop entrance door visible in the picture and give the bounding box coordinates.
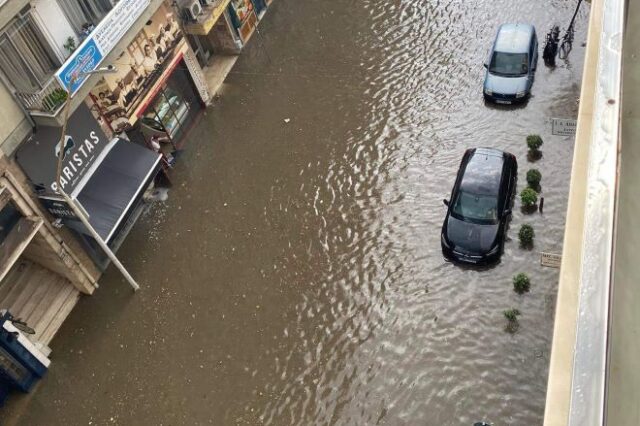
[143,62,202,145]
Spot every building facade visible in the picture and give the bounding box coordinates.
[0,0,274,362]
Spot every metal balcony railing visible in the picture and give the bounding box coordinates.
[14,77,67,115]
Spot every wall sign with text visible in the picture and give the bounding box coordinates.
[56,0,151,94]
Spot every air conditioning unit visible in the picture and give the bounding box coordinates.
[184,0,202,20]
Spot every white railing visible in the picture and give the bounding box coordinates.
[14,77,67,115]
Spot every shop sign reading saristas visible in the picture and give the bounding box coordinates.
[15,104,109,196]
[56,0,150,94]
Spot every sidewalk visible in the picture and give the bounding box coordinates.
[203,55,239,99]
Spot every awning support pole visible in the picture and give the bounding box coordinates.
[59,189,140,292]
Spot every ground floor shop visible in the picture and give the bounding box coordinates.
[183,0,276,97]
[16,103,164,271]
[83,2,210,151]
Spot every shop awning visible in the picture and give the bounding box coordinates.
[74,139,161,243]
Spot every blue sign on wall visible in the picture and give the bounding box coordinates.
[56,38,104,94]
[54,0,150,95]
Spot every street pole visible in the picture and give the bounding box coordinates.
[54,67,140,292]
[58,188,140,291]
[567,0,584,32]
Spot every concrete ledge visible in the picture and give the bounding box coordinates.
[543,0,603,424]
[203,55,239,99]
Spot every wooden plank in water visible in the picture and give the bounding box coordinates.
[39,288,79,345]
[22,267,65,328]
[3,264,43,316]
[0,262,24,303]
[1,267,34,311]
[18,267,52,321]
[29,277,71,338]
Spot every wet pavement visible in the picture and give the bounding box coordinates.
[1,0,589,424]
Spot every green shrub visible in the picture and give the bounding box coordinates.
[503,308,521,333]
[526,169,542,187]
[63,36,76,54]
[503,308,521,322]
[520,188,538,207]
[518,224,535,246]
[43,88,68,112]
[513,273,531,294]
[527,134,543,151]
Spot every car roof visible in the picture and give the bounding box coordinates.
[460,148,505,195]
[495,23,535,53]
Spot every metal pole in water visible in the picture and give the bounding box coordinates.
[567,0,584,31]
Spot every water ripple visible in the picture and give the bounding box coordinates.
[256,0,589,424]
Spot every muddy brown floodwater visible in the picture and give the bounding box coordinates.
[1,0,590,425]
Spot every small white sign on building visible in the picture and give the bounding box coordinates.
[541,252,562,268]
[552,118,577,136]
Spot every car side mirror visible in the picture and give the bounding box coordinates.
[483,63,488,69]
[503,208,512,218]
[443,199,449,206]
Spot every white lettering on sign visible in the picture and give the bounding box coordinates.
[552,118,577,136]
[183,47,211,104]
[50,131,103,193]
[541,252,562,268]
[92,0,150,53]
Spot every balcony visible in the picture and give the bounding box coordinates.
[14,77,67,116]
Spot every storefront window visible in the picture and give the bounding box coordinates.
[151,88,188,138]
[142,64,201,144]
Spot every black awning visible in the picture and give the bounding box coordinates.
[75,139,161,243]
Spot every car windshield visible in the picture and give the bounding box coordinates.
[452,190,499,224]
[489,52,529,76]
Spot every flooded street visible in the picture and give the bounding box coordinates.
[2,0,589,424]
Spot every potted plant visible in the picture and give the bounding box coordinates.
[513,273,531,294]
[43,88,68,112]
[526,168,542,189]
[527,134,543,161]
[63,36,76,56]
[520,187,538,209]
[503,308,521,333]
[518,224,535,247]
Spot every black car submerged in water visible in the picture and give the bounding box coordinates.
[441,148,517,264]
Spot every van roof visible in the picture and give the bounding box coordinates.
[495,23,535,53]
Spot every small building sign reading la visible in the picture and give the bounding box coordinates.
[552,118,577,136]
